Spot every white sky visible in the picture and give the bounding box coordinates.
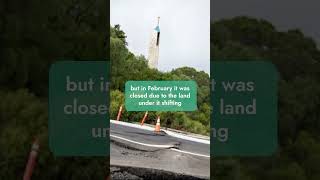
[111,0,210,74]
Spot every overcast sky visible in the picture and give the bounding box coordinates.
[111,0,210,73]
[212,0,320,44]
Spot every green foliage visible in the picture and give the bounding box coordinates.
[0,0,107,96]
[211,17,320,180]
[0,0,109,179]
[1,2,319,178]
[0,89,109,179]
[110,25,210,135]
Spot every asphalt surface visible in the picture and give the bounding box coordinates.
[110,122,210,179]
[110,123,210,156]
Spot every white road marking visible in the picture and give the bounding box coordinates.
[169,148,210,158]
[111,120,210,158]
[111,133,210,158]
[165,130,210,145]
[110,134,175,148]
[110,120,210,145]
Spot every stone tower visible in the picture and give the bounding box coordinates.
[147,17,160,69]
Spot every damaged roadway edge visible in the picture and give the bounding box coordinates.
[110,122,210,178]
[111,165,208,180]
[110,132,180,152]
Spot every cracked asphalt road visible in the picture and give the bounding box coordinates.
[110,122,210,179]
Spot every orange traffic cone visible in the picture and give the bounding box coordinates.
[140,111,148,126]
[116,105,123,121]
[154,116,161,133]
[23,138,39,180]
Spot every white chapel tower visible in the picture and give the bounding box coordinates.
[147,17,160,69]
